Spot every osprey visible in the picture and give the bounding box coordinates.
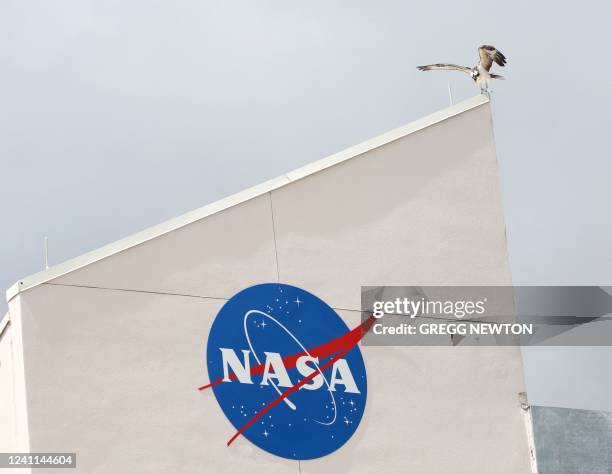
[417,45,507,95]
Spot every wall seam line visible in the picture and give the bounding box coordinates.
[268,192,281,283]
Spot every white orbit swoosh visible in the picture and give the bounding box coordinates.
[243,309,338,426]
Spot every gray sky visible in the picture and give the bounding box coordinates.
[2,1,611,411]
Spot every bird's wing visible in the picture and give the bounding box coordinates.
[478,45,507,71]
[417,64,472,74]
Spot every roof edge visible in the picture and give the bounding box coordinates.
[6,94,489,303]
[0,312,9,338]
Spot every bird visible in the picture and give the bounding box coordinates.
[417,45,507,96]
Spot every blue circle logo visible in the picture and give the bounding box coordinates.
[203,284,368,460]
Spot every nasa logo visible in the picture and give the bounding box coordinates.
[201,283,369,460]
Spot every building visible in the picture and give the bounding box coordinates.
[1,95,537,472]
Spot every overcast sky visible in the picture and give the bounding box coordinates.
[2,1,611,411]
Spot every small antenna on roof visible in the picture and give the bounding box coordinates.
[447,81,454,105]
[44,236,49,269]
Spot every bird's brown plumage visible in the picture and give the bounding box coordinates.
[416,64,472,74]
[478,45,507,71]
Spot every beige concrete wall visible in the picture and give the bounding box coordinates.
[271,103,511,310]
[0,302,31,474]
[7,99,532,473]
[0,317,17,452]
